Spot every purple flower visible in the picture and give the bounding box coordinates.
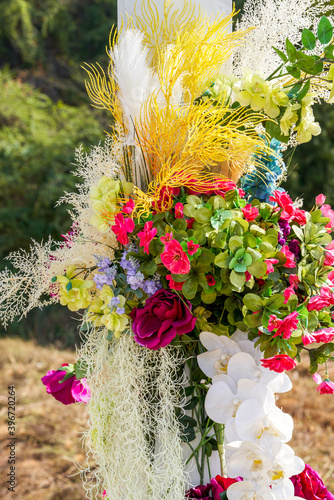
[93,256,117,290]
[41,364,91,405]
[288,239,301,259]
[142,279,162,296]
[278,219,291,245]
[130,289,197,349]
[127,271,145,290]
[291,464,334,499]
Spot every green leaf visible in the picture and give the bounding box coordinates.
[318,16,333,45]
[74,359,88,379]
[230,270,246,289]
[229,235,243,253]
[66,281,72,292]
[247,260,267,278]
[194,207,212,223]
[296,79,311,101]
[182,277,198,299]
[244,312,262,328]
[173,219,187,231]
[215,250,230,269]
[272,46,288,63]
[184,397,199,410]
[185,385,195,397]
[286,39,297,62]
[286,65,301,79]
[197,248,215,264]
[302,28,316,50]
[201,290,217,304]
[51,276,57,283]
[243,293,263,312]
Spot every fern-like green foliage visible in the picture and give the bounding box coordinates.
[0,69,104,262]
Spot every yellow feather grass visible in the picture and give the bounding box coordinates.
[132,95,273,216]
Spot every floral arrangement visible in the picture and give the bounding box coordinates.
[2,1,334,499]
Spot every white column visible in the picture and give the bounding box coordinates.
[118,0,232,28]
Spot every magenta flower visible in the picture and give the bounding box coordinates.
[281,245,296,268]
[283,285,296,304]
[313,327,334,343]
[138,221,157,254]
[291,464,334,499]
[270,190,307,225]
[175,202,184,219]
[261,354,297,373]
[211,476,242,499]
[41,364,91,405]
[308,287,334,311]
[130,289,196,349]
[206,275,216,287]
[111,214,135,245]
[122,199,135,214]
[161,239,191,275]
[242,204,259,221]
[187,240,201,256]
[185,483,212,499]
[302,331,316,346]
[160,232,173,244]
[265,258,279,274]
[268,311,299,339]
[317,379,334,395]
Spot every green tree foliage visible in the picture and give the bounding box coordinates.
[0,70,105,261]
[284,103,334,209]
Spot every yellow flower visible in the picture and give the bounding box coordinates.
[327,64,334,103]
[280,103,301,136]
[89,177,134,232]
[56,267,94,312]
[295,115,321,143]
[264,87,289,118]
[236,72,270,111]
[87,285,129,337]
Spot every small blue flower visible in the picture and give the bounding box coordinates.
[116,307,125,315]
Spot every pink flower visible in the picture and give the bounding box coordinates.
[265,258,279,274]
[261,354,297,373]
[313,372,322,384]
[325,240,334,266]
[111,214,135,245]
[166,274,185,291]
[289,274,300,288]
[245,271,252,281]
[283,285,296,304]
[41,364,91,405]
[175,202,184,219]
[160,232,173,244]
[122,199,135,214]
[281,245,296,268]
[211,475,242,500]
[321,203,334,231]
[308,287,334,311]
[138,221,157,254]
[316,194,326,206]
[242,204,259,222]
[268,311,299,339]
[313,327,334,343]
[302,331,316,346]
[317,379,334,395]
[161,239,191,274]
[153,186,180,212]
[238,188,246,198]
[327,270,334,283]
[206,275,216,287]
[291,464,334,499]
[187,240,201,256]
[103,490,107,498]
[269,190,307,225]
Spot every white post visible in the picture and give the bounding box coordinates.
[118,0,232,28]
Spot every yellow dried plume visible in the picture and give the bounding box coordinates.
[84,0,273,217]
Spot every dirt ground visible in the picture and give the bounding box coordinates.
[0,337,333,500]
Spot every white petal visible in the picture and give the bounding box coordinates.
[226,480,276,500]
[197,348,223,378]
[227,352,261,383]
[205,382,236,424]
[199,331,240,354]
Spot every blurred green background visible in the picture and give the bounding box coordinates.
[0,0,333,346]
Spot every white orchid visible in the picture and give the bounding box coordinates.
[226,480,277,500]
[198,331,292,393]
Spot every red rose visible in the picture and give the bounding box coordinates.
[261,354,297,373]
[291,464,334,499]
[130,289,196,349]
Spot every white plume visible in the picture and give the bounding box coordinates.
[234,0,332,78]
[111,29,157,143]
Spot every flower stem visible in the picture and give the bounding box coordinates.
[214,423,226,477]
